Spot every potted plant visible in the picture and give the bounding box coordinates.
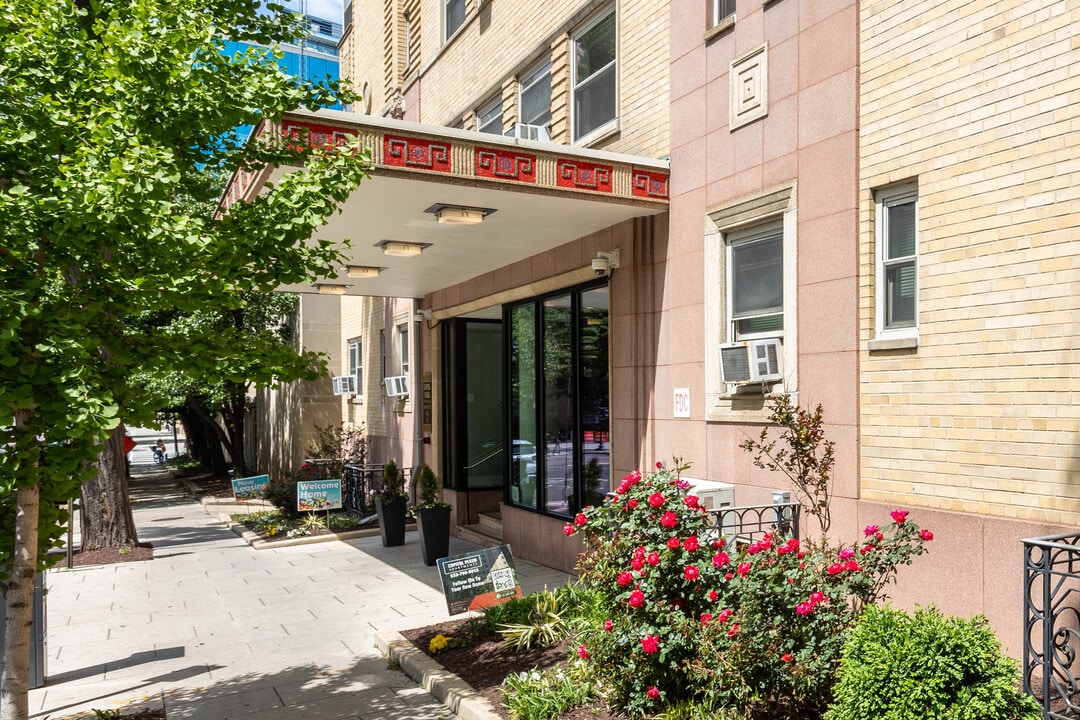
[374,459,408,547]
[413,464,451,566]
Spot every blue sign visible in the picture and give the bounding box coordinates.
[231,474,270,501]
[297,479,342,511]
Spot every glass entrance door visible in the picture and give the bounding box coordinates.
[443,318,504,490]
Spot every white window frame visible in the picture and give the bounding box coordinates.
[397,323,410,376]
[444,0,465,42]
[348,337,363,400]
[711,0,735,27]
[874,183,919,341]
[704,185,798,421]
[570,7,618,145]
[518,58,552,132]
[476,95,503,135]
[726,222,785,342]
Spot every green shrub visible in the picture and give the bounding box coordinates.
[376,459,407,502]
[494,587,572,651]
[414,463,447,508]
[502,662,594,720]
[825,605,1041,720]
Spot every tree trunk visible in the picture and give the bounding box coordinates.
[79,424,139,552]
[1,411,39,720]
[179,405,228,475]
[223,386,248,477]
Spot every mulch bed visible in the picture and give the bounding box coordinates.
[70,543,154,567]
[401,618,624,720]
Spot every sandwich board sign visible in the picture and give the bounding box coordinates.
[231,474,270,501]
[436,544,522,615]
[296,479,342,511]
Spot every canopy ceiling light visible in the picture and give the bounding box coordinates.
[315,283,349,295]
[378,240,429,257]
[426,203,497,226]
[346,265,383,279]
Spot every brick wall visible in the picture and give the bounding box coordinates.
[859,0,1080,525]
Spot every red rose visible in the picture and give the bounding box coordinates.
[737,562,751,577]
[628,499,639,509]
[647,552,660,566]
[684,495,699,508]
[700,613,713,624]
[641,634,660,653]
[683,536,700,552]
[864,524,879,536]
[574,513,587,526]
[629,591,645,607]
[782,653,793,662]
[827,563,843,575]
[603,619,613,632]
[646,686,660,700]
[577,644,589,659]
[684,565,700,581]
[727,623,739,638]
[660,511,678,528]
[717,608,733,622]
[649,492,665,508]
[709,590,719,602]
[618,571,634,586]
[631,557,644,570]
[890,508,908,524]
[712,552,730,567]
[667,537,681,549]
[921,529,934,541]
[562,524,574,536]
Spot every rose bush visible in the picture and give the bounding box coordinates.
[568,463,933,719]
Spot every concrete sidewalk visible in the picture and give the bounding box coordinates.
[31,465,573,719]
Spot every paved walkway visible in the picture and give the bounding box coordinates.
[31,464,573,719]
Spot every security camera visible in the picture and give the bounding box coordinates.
[591,257,610,276]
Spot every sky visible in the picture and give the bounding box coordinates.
[279,0,344,23]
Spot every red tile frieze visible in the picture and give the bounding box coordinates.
[383,134,452,173]
[264,120,667,204]
[632,168,670,199]
[475,147,537,183]
[282,120,356,150]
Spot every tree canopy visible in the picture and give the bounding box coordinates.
[0,0,369,713]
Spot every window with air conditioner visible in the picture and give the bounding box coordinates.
[703,184,798,419]
[571,8,617,143]
[397,323,409,376]
[875,183,918,341]
[476,96,503,135]
[444,0,465,41]
[348,337,363,399]
[516,59,551,140]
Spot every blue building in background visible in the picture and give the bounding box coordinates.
[224,0,343,144]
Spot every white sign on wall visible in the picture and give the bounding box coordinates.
[673,387,691,419]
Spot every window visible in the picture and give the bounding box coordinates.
[571,9,617,142]
[704,185,797,418]
[476,96,503,135]
[380,329,386,379]
[728,223,783,340]
[444,0,465,40]
[404,11,413,69]
[711,0,735,26]
[348,337,363,397]
[875,184,918,337]
[398,323,410,376]
[518,60,552,133]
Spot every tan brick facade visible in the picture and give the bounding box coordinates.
[859,0,1080,526]
[340,0,669,158]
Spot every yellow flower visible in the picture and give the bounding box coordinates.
[429,634,450,654]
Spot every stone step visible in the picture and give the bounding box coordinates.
[457,522,503,548]
[477,512,503,533]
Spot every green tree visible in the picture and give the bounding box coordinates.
[0,0,370,715]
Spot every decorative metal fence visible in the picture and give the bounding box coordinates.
[341,464,412,517]
[1024,532,1080,719]
[707,501,801,545]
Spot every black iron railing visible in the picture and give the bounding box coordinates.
[1024,532,1080,719]
[341,463,411,517]
[707,502,801,544]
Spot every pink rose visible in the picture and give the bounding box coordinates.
[795,602,812,616]
[839,547,854,560]
[890,509,908,524]
[864,524,879,536]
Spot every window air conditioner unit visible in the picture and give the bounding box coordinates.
[332,375,357,396]
[504,123,550,142]
[383,375,409,397]
[720,339,783,385]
